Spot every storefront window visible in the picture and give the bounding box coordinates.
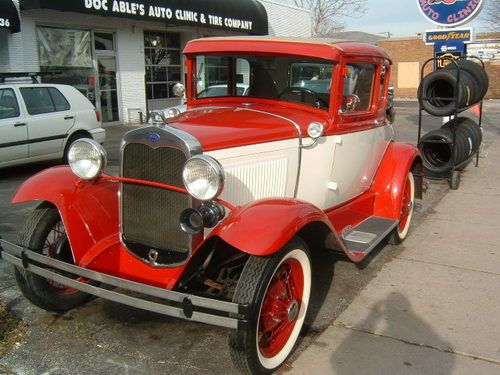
[144,31,182,100]
[94,32,114,51]
[38,26,96,104]
[38,26,119,122]
[38,27,92,68]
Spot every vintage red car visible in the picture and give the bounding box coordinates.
[1,37,422,374]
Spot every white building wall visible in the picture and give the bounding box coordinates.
[259,0,312,37]
[0,32,10,70]
[115,26,147,123]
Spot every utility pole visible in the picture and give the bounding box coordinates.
[379,31,392,38]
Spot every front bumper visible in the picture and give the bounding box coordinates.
[89,127,106,144]
[0,238,248,329]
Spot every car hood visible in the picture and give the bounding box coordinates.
[166,104,325,151]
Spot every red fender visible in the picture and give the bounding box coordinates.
[372,141,421,219]
[11,166,188,289]
[12,166,120,264]
[207,198,335,256]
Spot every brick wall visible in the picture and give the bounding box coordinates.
[378,34,500,99]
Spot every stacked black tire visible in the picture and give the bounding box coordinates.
[419,60,489,116]
[418,117,483,177]
[417,59,487,183]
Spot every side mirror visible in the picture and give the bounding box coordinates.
[343,94,360,112]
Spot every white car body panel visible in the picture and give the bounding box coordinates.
[206,139,299,207]
[207,124,393,210]
[299,126,393,209]
[0,87,28,163]
[0,83,105,168]
[326,125,393,207]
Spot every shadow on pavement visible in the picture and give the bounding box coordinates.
[330,292,455,374]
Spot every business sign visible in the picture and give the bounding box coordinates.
[424,28,475,69]
[424,28,474,45]
[435,50,464,68]
[0,0,21,33]
[20,0,269,35]
[417,0,485,27]
[467,42,500,61]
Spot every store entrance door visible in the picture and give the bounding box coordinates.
[97,55,119,123]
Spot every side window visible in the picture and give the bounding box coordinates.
[20,87,56,115]
[49,88,71,111]
[0,89,20,119]
[341,63,376,113]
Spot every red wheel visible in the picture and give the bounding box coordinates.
[389,172,415,244]
[15,203,92,312]
[229,238,311,374]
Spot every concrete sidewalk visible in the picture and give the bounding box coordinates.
[289,140,500,374]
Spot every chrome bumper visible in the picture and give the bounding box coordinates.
[0,238,248,329]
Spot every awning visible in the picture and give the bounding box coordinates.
[20,0,268,35]
[0,0,21,33]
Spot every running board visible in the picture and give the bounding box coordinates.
[342,217,398,260]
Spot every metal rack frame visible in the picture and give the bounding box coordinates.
[417,55,485,189]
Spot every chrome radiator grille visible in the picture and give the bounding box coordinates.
[121,143,190,263]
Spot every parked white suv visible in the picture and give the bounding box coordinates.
[0,82,105,168]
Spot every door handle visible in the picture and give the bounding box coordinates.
[64,115,75,120]
[14,122,27,127]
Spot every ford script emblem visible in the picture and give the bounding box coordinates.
[147,132,161,142]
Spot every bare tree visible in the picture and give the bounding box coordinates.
[481,0,500,32]
[293,0,367,36]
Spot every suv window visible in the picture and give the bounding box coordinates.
[0,88,20,119]
[20,87,70,115]
[342,63,376,113]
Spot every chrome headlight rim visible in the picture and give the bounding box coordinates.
[68,138,107,180]
[166,107,181,118]
[182,155,225,201]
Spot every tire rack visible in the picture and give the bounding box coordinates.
[417,56,485,190]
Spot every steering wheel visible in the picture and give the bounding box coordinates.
[278,87,328,108]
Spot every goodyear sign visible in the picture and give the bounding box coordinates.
[417,0,485,27]
[424,28,474,45]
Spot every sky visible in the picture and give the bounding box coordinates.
[343,0,489,37]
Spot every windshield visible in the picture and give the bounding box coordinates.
[194,55,334,110]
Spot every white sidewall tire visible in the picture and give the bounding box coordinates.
[256,248,311,370]
[397,172,415,240]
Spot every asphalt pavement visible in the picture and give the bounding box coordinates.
[0,101,499,374]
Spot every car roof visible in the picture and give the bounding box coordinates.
[184,36,391,62]
[0,83,72,89]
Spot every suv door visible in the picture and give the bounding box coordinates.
[19,87,75,157]
[0,87,28,163]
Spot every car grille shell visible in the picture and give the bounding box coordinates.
[121,143,190,265]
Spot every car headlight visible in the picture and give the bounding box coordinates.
[149,111,165,123]
[182,155,224,200]
[68,139,107,180]
[167,107,181,118]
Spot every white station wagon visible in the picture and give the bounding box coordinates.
[0,81,106,168]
